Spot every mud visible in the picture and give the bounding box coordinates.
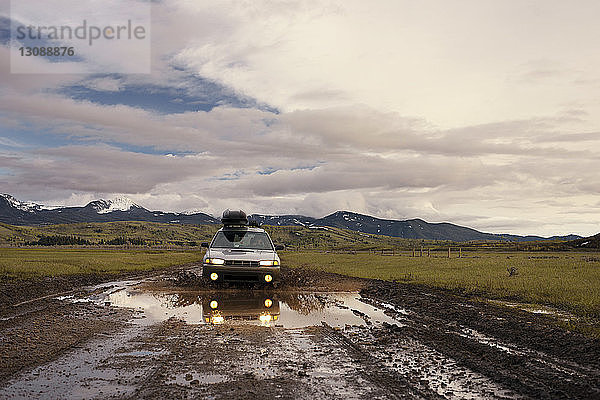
[360,281,600,399]
[0,266,599,399]
[0,271,152,312]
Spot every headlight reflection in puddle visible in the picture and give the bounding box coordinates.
[210,313,225,325]
[202,294,280,326]
[259,313,272,326]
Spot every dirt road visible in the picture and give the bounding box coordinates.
[1,267,598,399]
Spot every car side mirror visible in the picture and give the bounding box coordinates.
[201,242,209,248]
[275,244,284,251]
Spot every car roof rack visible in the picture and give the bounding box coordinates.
[221,209,248,227]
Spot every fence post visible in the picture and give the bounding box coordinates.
[448,247,451,258]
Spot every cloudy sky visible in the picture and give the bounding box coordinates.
[1,0,600,236]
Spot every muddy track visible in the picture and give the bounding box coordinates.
[0,266,599,399]
[361,281,600,399]
[319,323,442,399]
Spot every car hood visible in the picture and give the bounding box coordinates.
[205,248,279,261]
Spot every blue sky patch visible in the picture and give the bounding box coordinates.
[257,167,278,175]
[56,73,278,115]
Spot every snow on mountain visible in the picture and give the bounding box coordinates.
[95,197,140,214]
[39,205,62,210]
[0,193,43,213]
[181,209,205,216]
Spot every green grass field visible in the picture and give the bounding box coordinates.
[0,221,578,252]
[0,221,450,250]
[281,251,600,318]
[0,248,204,279]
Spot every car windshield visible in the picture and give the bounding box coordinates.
[211,231,273,250]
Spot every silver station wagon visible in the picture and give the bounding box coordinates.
[202,210,282,284]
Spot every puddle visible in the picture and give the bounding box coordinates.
[117,350,167,357]
[167,371,229,386]
[74,282,400,328]
[487,299,575,321]
[457,327,517,355]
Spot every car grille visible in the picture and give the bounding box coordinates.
[224,260,260,267]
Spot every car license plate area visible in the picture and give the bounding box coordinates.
[223,274,260,282]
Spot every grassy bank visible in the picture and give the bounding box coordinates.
[281,251,600,318]
[0,221,431,250]
[0,248,204,279]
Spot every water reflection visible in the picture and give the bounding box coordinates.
[106,288,399,328]
[278,293,327,315]
[200,292,280,326]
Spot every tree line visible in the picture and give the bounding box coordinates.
[26,235,198,247]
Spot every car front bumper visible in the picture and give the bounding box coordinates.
[202,265,280,283]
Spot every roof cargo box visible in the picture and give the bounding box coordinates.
[221,209,248,226]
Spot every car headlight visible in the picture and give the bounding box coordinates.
[205,258,225,265]
[259,260,280,266]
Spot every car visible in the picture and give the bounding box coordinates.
[202,210,283,285]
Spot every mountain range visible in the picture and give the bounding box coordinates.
[247,212,581,242]
[0,194,218,226]
[0,193,582,242]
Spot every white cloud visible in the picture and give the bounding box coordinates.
[170,0,600,129]
[0,137,25,148]
[83,77,123,92]
[2,0,600,237]
[2,92,600,236]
